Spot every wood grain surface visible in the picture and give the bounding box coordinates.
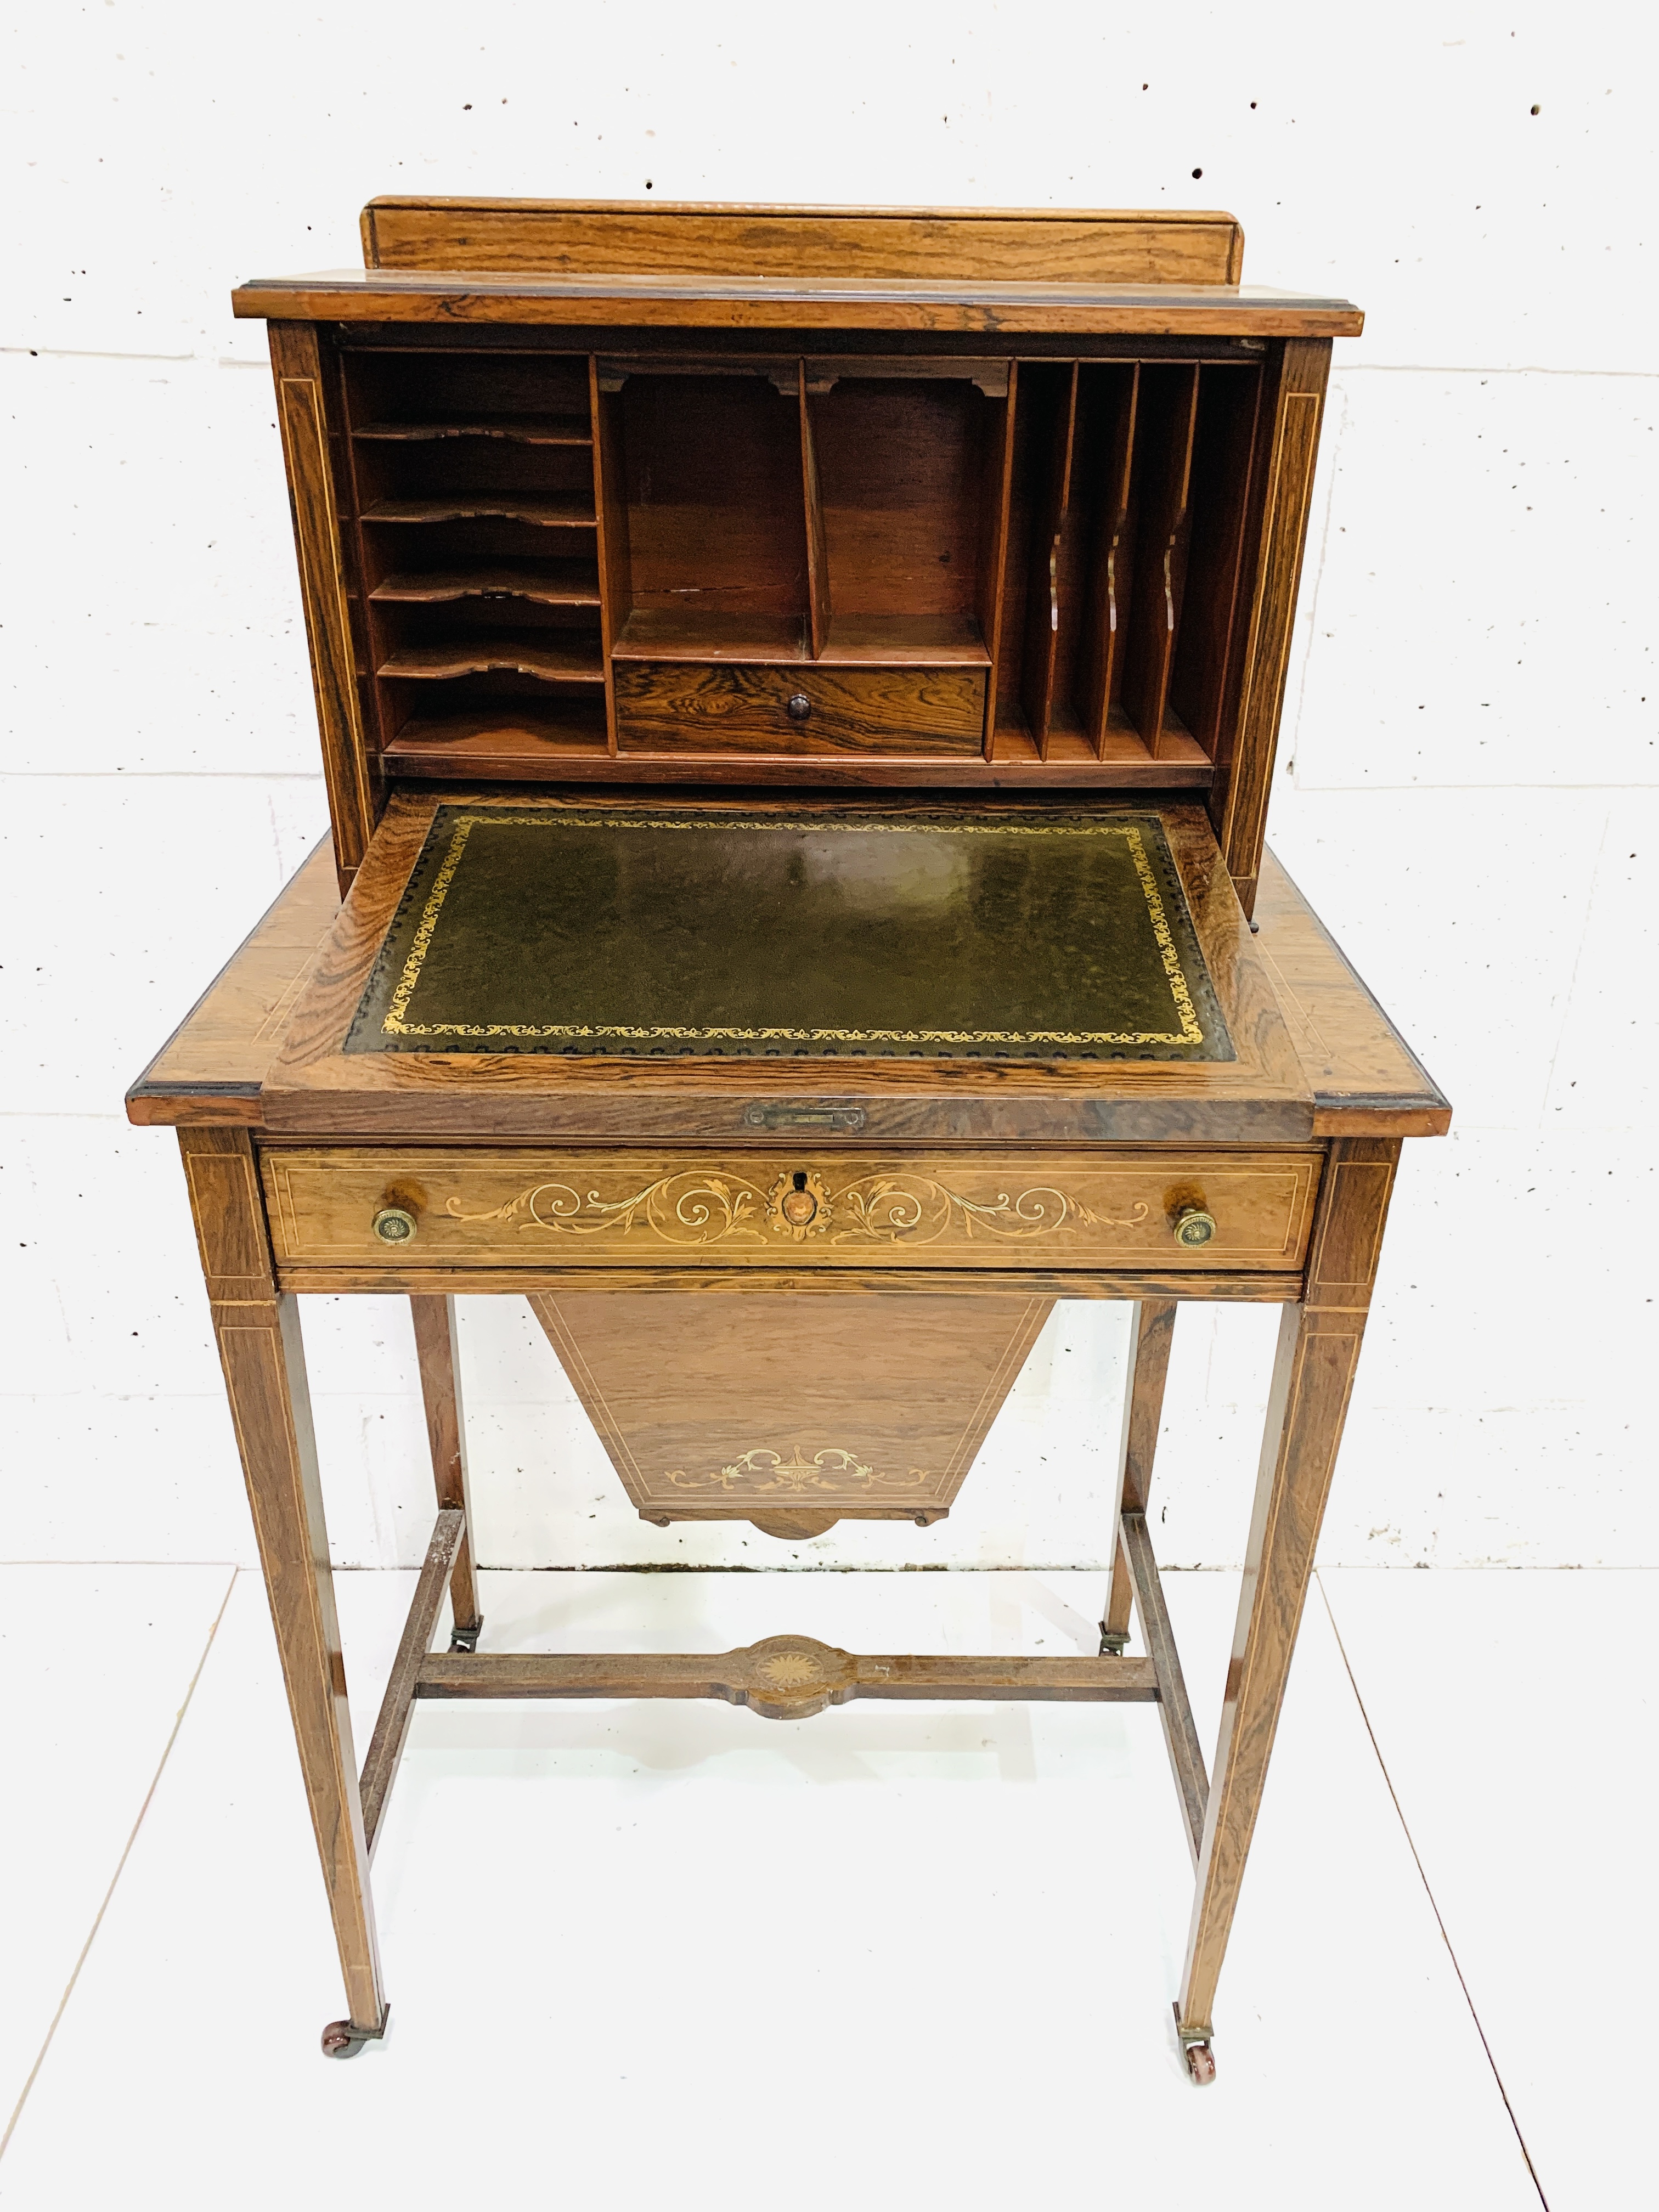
[357,1506,465,1855]
[591,354,628,754]
[268,326,375,885]
[179,1127,385,2033]
[1167,365,1262,761]
[126,840,340,1123]
[1209,339,1333,906]
[1122,365,1200,758]
[1176,1135,1401,2039]
[261,1145,1323,1274]
[363,493,596,528]
[614,660,987,754]
[270,1262,1303,1302]
[235,278,1363,340]
[374,733,1207,789]
[359,200,1249,286]
[415,1638,1163,1722]
[410,1295,482,1637]
[799,374,831,658]
[1120,1297,1179,1517]
[527,1288,1052,1532]
[1020,362,1080,757]
[1124,1510,1210,1862]
[251,298,1355,840]
[975,360,1019,757]
[381,707,610,775]
[125,811,1447,1143]
[252,794,1319,1145]
[1253,850,1451,1135]
[378,641,605,682]
[352,415,591,446]
[1101,1296,1179,1658]
[370,566,601,607]
[150,203,1447,2077]
[1076,363,1141,755]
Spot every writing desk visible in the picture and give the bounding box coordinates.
[127,201,1448,2081]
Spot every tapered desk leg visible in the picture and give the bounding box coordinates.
[1101,1300,1178,1652]
[410,1296,482,1649]
[1176,1138,1400,2067]
[179,1128,386,2047]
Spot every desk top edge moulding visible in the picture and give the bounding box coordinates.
[127,199,1445,2081]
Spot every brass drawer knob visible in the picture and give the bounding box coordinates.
[372,1206,418,1245]
[786,691,811,722]
[1172,1206,1216,1249]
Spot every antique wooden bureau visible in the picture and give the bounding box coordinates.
[126,200,1448,2081]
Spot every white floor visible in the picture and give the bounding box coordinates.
[0,1565,1641,2208]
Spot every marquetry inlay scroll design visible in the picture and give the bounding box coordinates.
[665,1446,932,1499]
[447,1170,765,1244]
[830,1178,1147,1243]
[445,1169,1147,1248]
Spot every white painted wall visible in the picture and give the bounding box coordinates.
[4,1,1654,1573]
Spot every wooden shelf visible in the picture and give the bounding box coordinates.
[819,614,989,666]
[353,415,591,446]
[608,611,990,668]
[379,644,605,684]
[385,704,610,774]
[363,496,597,529]
[990,709,1208,769]
[371,567,601,608]
[612,610,808,663]
[384,744,1211,790]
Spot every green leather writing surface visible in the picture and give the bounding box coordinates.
[347,806,1233,1061]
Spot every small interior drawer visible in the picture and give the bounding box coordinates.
[614,661,987,756]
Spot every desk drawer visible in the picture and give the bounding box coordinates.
[261,1148,1321,1273]
[613,661,987,757]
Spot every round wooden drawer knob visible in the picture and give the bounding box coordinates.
[786,691,811,722]
[372,1206,418,1245]
[1172,1206,1216,1249]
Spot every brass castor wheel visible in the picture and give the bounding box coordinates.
[321,2008,387,2058]
[1173,2004,1216,2085]
[449,1620,482,1654]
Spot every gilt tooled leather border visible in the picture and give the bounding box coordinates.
[346,806,1233,1059]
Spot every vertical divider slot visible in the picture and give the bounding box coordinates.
[336,345,393,781]
[798,364,831,661]
[977,360,1019,759]
[1167,364,1265,762]
[591,355,630,753]
[1122,364,1200,760]
[1076,363,1141,759]
[1019,362,1080,761]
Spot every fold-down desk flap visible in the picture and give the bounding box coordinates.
[258,793,1316,1143]
[345,804,1234,1064]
